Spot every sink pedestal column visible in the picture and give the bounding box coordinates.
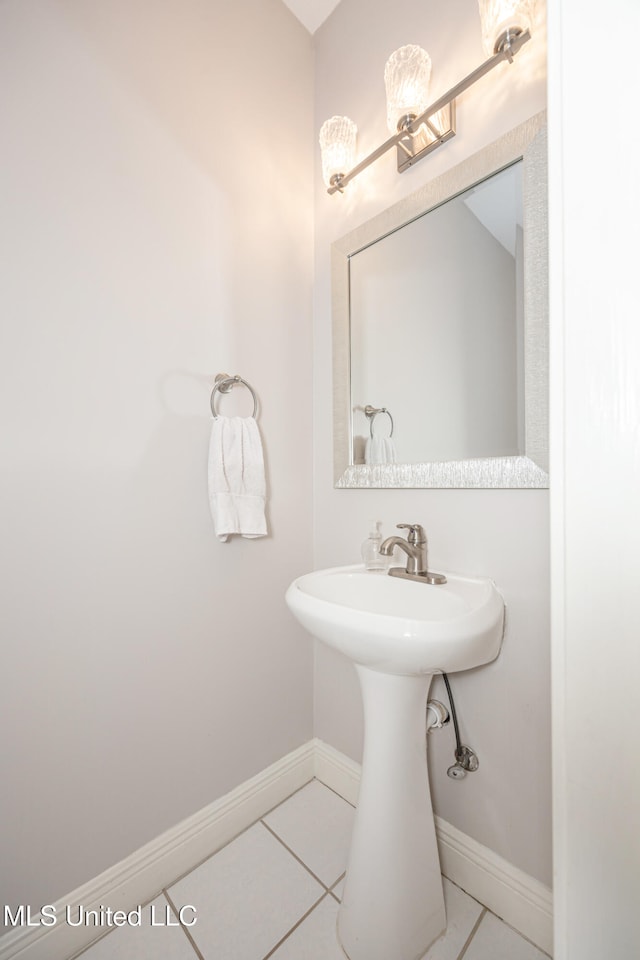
[337,666,445,960]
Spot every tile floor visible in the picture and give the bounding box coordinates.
[74,780,550,960]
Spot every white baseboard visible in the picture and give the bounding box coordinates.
[0,742,315,960]
[434,815,553,955]
[1,738,553,960]
[313,739,553,956]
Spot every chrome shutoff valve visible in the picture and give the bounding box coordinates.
[447,745,479,780]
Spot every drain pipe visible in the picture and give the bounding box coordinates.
[426,698,449,731]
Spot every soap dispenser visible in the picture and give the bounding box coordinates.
[361,520,385,571]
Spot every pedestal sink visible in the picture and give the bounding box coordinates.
[285,565,504,960]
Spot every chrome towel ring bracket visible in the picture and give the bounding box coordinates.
[210,373,258,419]
[364,404,394,439]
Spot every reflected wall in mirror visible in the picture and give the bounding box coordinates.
[351,162,524,464]
[332,112,548,488]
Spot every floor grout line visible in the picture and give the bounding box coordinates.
[492,915,553,958]
[68,891,177,959]
[442,875,485,912]
[328,871,346,902]
[163,889,206,960]
[260,891,329,960]
[260,777,318,820]
[159,778,317,895]
[314,777,357,810]
[456,907,487,960]
[260,819,333,892]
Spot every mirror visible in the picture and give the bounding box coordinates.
[332,112,548,488]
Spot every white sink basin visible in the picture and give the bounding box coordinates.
[286,564,504,676]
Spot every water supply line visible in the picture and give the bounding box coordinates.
[442,673,479,780]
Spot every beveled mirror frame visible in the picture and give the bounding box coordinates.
[332,111,548,489]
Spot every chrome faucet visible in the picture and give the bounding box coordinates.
[379,523,447,585]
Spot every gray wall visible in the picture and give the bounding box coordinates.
[0,0,314,917]
[313,0,551,885]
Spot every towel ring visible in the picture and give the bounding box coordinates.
[364,404,394,439]
[210,374,258,419]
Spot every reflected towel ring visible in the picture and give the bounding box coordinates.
[364,404,394,439]
[210,374,258,419]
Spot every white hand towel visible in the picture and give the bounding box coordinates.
[208,416,267,542]
[364,436,397,465]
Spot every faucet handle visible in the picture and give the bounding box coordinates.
[396,523,426,544]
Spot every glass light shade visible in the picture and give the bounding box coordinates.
[319,116,357,188]
[384,45,431,134]
[478,0,534,56]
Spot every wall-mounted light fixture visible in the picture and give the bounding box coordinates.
[320,0,534,194]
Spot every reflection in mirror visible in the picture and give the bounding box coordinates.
[350,162,523,466]
[332,112,548,488]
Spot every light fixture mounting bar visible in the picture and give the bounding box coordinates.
[327,129,408,194]
[406,28,530,137]
[327,29,531,195]
[396,102,456,174]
